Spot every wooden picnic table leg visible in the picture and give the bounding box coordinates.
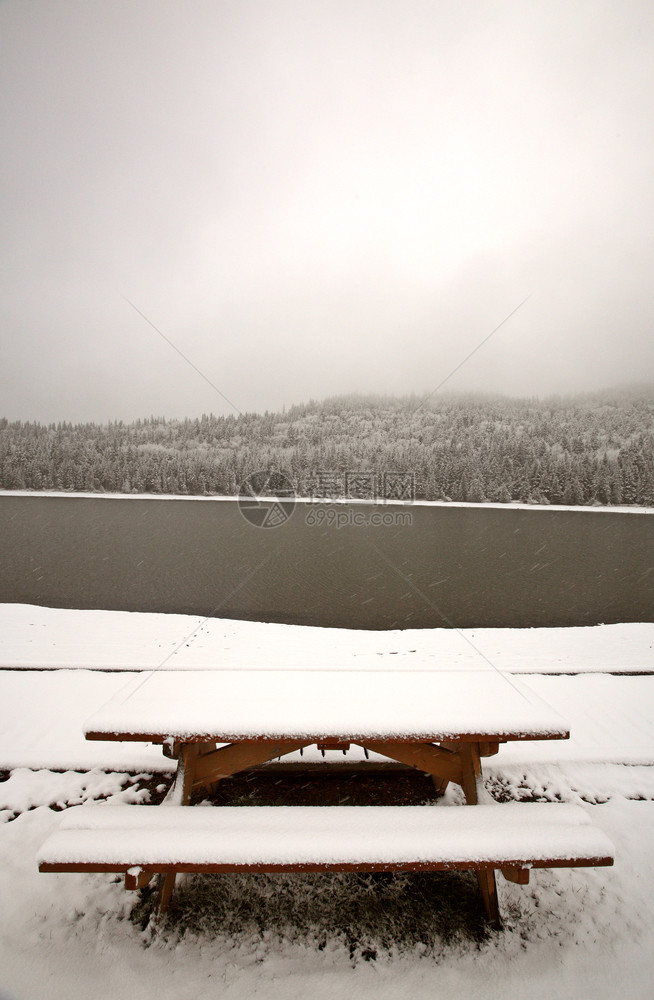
[459,741,487,805]
[430,775,449,796]
[459,741,502,931]
[155,742,199,922]
[433,739,498,798]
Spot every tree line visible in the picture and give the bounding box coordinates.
[1,385,653,506]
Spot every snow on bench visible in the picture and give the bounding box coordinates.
[38,802,614,876]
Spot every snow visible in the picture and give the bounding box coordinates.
[83,668,570,742]
[37,802,614,868]
[0,768,154,822]
[497,675,654,765]
[0,670,171,772]
[2,603,652,673]
[3,488,654,517]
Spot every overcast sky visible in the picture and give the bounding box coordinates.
[2,0,653,423]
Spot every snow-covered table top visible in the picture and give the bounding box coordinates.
[84,668,570,743]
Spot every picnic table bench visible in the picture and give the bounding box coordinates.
[37,667,615,930]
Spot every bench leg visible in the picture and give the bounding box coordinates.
[152,743,199,923]
[476,869,502,931]
[155,871,177,921]
[460,742,502,930]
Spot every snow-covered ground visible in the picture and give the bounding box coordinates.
[1,604,654,999]
[1,603,653,673]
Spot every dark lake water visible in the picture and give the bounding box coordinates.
[0,494,652,629]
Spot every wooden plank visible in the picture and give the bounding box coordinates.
[85,730,570,745]
[362,741,463,785]
[39,802,614,875]
[40,854,614,875]
[85,728,570,744]
[192,740,311,788]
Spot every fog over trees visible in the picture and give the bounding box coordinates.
[1,385,653,507]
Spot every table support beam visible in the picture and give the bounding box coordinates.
[360,741,463,786]
[192,740,311,789]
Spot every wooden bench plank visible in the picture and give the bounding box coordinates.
[38,803,615,874]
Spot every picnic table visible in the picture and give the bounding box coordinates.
[38,666,615,930]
